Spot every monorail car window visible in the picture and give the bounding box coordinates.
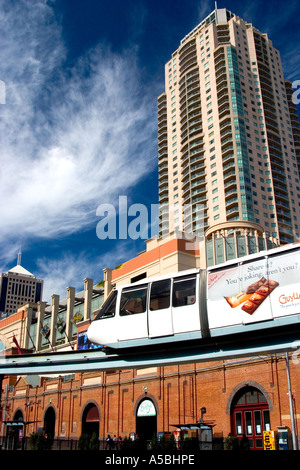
[150,279,171,311]
[120,286,147,316]
[172,276,196,307]
[95,290,117,320]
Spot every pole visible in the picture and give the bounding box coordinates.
[0,375,3,449]
[1,383,8,449]
[285,352,298,450]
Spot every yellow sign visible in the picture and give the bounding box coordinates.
[263,430,276,450]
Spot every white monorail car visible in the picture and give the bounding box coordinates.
[87,243,300,349]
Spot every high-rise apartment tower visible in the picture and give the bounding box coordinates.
[158,7,300,266]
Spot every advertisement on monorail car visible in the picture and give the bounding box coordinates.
[207,250,300,330]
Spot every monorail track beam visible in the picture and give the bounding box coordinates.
[0,332,299,375]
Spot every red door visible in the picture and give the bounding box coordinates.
[231,387,270,450]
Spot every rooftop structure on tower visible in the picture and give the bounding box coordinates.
[0,254,43,316]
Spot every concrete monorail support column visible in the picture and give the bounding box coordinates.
[103,268,113,300]
[50,294,60,348]
[66,287,75,346]
[23,305,33,349]
[84,278,93,321]
[36,301,47,351]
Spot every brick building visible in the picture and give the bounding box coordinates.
[1,350,299,450]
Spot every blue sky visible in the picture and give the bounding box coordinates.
[1,0,300,303]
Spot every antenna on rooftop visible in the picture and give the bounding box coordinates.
[17,249,22,266]
[215,1,219,24]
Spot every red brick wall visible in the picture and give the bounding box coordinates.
[1,354,299,444]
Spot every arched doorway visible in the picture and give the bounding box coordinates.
[5,409,24,450]
[82,403,100,438]
[230,385,271,450]
[136,399,157,441]
[44,407,56,441]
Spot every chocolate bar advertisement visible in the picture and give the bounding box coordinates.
[207,250,300,330]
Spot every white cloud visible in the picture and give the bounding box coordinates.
[0,0,157,250]
[281,46,300,82]
[197,0,212,22]
[36,253,90,303]
[36,240,139,303]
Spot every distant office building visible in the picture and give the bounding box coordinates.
[0,259,43,316]
[158,7,300,264]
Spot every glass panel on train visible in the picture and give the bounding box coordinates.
[120,286,148,316]
[172,276,196,307]
[95,290,118,319]
[150,279,171,311]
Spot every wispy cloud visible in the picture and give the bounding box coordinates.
[36,252,91,303]
[36,240,139,302]
[197,0,212,22]
[0,0,157,255]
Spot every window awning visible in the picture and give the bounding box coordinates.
[3,420,40,426]
[170,423,215,430]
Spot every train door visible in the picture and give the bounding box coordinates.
[148,279,173,337]
[171,274,200,334]
[117,285,149,342]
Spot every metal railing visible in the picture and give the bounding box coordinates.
[0,436,225,451]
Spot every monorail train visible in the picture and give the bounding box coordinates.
[87,242,300,349]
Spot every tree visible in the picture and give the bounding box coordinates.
[78,433,90,450]
[29,431,52,450]
[78,432,99,450]
[224,434,240,451]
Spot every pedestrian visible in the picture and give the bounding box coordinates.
[105,434,112,450]
[113,435,118,449]
[240,434,250,451]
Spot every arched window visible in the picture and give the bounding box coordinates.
[136,399,157,441]
[137,399,157,417]
[13,409,24,421]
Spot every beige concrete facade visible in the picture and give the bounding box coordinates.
[158,7,300,246]
[105,232,203,295]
